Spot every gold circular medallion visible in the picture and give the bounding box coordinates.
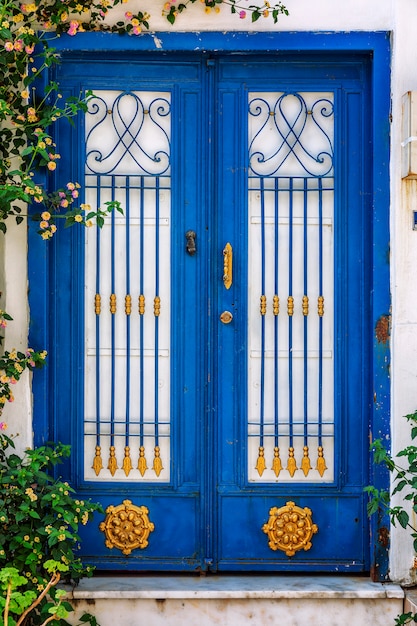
[262,500,318,557]
[99,499,154,555]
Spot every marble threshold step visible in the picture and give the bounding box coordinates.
[65,575,404,626]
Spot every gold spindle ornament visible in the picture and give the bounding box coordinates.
[318,295,324,317]
[301,445,312,476]
[110,293,117,314]
[154,296,161,317]
[272,446,283,477]
[92,445,103,476]
[316,446,327,477]
[273,295,280,316]
[138,294,145,315]
[287,446,297,477]
[302,295,309,316]
[108,445,118,476]
[153,446,163,476]
[287,296,294,316]
[255,446,266,476]
[125,294,132,315]
[94,294,101,315]
[138,446,148,476]
[122,446,132,477]
[260,295,267,316]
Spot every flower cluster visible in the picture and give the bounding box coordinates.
[162,0,288,24]
[0,347,47,410]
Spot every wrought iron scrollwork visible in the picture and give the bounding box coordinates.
[248,92,334,177]
[86,91,171,175]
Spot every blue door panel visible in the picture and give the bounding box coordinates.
[217,495,366,570]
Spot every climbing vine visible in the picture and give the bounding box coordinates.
[0,0,288,235]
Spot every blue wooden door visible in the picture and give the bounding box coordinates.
[33,50,373,572]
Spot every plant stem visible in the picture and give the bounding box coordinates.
[16,572,60,626]
[3,580,12,626]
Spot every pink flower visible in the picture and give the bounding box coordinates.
[132,25,141,35]
[60,199,69,208]
[239,10,246,18]
[71,190,79,198]
[0,320,7,329]
[4,42,14,52]
[68,20,79,36]
[25,44,34,54]
[125,11,133,19]
[14,39,24,51]
[59,191,66,198]
[0,422,7,431]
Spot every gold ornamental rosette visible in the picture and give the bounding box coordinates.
[262,501,318,557]
[99,499,154,555]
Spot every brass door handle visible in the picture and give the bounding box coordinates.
[223,243,232,289]
[220,310,233,324]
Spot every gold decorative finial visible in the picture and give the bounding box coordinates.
[94,293,101,315]
[301,445,312,476]
[287,446,297,477]
[122,446,132,477]
[318,295,324,317]
[154,296,161,317]
[316,446,327,476]
[287,296,294,316]
[153,446,163,476]
[92,445,103,476]
[272,446,282,477]
[125,294,132,315]
[108,445,118,476]
[110,293,117,314]
[138,446,148,476]
[273,295,280,316]
[138,294,145,315]
[260,295,267,316]
[302,295,309,316]
[255,446,266,476]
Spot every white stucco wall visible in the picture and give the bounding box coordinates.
[5,0,417,584]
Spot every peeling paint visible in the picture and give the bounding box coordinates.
[375,314,390,344]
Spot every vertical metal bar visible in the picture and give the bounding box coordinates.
[92,178,103,476]
[316,176,327,476]
[287,177,297,476]
[138,176,147,476]
[301,178,311,476]
[153,177,163,476]
[108,176,118,475]
[256,177,267,476]
[123,177,132,476]
[272,176,282,476]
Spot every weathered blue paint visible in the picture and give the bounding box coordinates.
[29,32,391,576]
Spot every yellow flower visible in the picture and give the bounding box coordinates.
[41,211,51,220]
[40,220,49,229]
[21,90,29,99]
[74,214,83,223]
[131,18,139,26]
[24,535,30,541]
[47,161,56,171]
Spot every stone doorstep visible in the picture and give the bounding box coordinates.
[404,588,417,614]
[65,575,404,601]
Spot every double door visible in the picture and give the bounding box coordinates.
[48,52,371,571]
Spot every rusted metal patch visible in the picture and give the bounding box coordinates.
[375,314,390,344]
